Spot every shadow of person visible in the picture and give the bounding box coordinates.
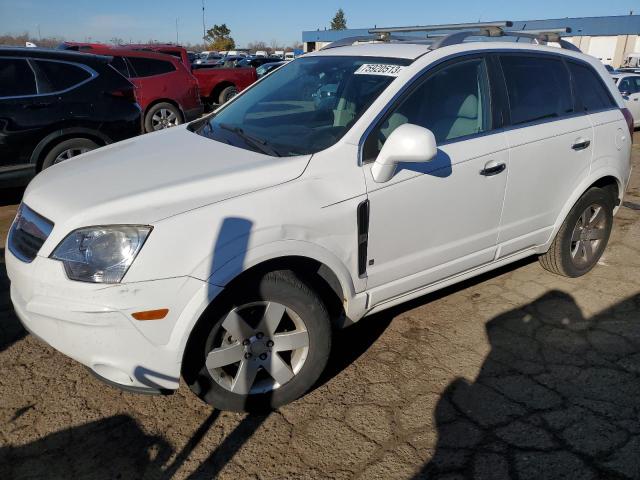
[0,415,173,480]
[416,290,640,480]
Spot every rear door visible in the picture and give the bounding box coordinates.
[496,53,593,258]
[0,57,40,173]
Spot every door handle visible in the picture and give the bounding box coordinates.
[480,161,506,176]
[23,102,51,109]
[572,138,591,151]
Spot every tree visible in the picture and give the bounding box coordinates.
[204,23,236,51]
[330,9,347,30]
[247,41,267,52]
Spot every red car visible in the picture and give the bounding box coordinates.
[60,42,202,132]
[121,44,258,105]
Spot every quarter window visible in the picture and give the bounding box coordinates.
[110,56,130,78]
[500,55,573,125]
[568,62,616,112]
[126,57,175,77]
[33,60,91,92]
[0,59,37,97]
[364,57,491,161]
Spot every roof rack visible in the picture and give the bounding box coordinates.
[321,21,580,52]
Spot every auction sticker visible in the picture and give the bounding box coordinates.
[354,64,405,77]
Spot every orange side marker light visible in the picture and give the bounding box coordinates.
[132,309,169,321]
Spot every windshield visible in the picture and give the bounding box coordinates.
[196,56,411,157]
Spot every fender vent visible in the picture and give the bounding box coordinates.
[357,200,370,277]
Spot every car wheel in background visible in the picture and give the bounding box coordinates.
[184,270,332,412]
[144,102,183,133]
[41,138,99,170]
[539,187,614,277]
[218,86,238,104]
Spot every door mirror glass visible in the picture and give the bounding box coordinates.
[371,123,437,183]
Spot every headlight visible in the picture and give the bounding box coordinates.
[51,226,152,283]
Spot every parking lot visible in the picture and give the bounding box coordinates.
[0,132,638,479]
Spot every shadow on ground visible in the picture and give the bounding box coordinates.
[415,290,640,480]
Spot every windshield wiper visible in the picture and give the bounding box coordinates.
[218,123,281,157]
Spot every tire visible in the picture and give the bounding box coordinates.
[218,85,238,104]
[144,102,183,133]
[41,138,99,170]
[539,187,614,277]
[184,270,332,412]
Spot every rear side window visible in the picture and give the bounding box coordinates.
[110,56,130,78]
[127,57,175,77]
[500,55,573,125]
[568,62,616,112]
[0,58,37,97]
[33,60,91,92]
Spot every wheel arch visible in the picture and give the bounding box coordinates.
[143,98,185,123]
[30,128,111,171]
[540,171,624,253]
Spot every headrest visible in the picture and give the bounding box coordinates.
[444,94,478,119]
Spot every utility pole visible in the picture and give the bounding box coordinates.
[176,17,179,44]
[202,0,206,42]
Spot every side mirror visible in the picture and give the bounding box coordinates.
[371,123,437,183]
[620,91,630,97]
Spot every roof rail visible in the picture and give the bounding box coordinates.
[321,22,580,53]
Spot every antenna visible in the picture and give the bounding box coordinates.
[202,0,206,42]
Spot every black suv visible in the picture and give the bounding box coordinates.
[0,48,141,187]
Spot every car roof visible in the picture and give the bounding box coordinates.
[0,46,112,64]
[612,73,640,78]
[306,43,432,60]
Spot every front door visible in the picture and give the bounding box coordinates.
[619,76,640,126]
[362,56,509,306]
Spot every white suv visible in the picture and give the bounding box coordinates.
[6,33,633,412]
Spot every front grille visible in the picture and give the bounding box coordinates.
[8,204,54,263]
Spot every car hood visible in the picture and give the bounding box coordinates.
[23,126,311,228]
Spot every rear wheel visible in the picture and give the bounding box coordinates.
[144,102,183,133]
[41,138,98,170]
[539,187,614,277]
[184,270,331,412]
[218,85,238,104]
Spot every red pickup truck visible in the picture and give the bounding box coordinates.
[118,44,257,105]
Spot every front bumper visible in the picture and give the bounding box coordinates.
[6,247,212,392]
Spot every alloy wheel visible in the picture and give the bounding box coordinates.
[54,147,91,164]
[151,108,179,130]
[205,301,310,395]
[570,203,607,268]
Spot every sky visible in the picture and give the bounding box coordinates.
[0,0,637,47]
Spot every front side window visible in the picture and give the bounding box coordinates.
[197,56,410,157]
[0,58,37,97]
[568,61,615,112]
[363,57,491,161]
[33,60,91,92]
[500,55,573,125]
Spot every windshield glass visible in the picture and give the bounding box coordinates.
[196,56,411,157]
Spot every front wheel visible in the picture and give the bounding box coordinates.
[539,187,614,277]
[41,138,98,170]
[184,270,331,412]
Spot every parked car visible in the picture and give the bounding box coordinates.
[193,52,223,67]
[612,73,640,127]
[236,56,281,69]
[255,60,287,78]
[619,53,640,73]
[59,42,203,133]
[8,33,633,412]
[0,47,141,187]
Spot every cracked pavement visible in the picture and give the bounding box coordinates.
[1,133,639,479]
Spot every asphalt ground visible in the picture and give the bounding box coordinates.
[0,132,639,479]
